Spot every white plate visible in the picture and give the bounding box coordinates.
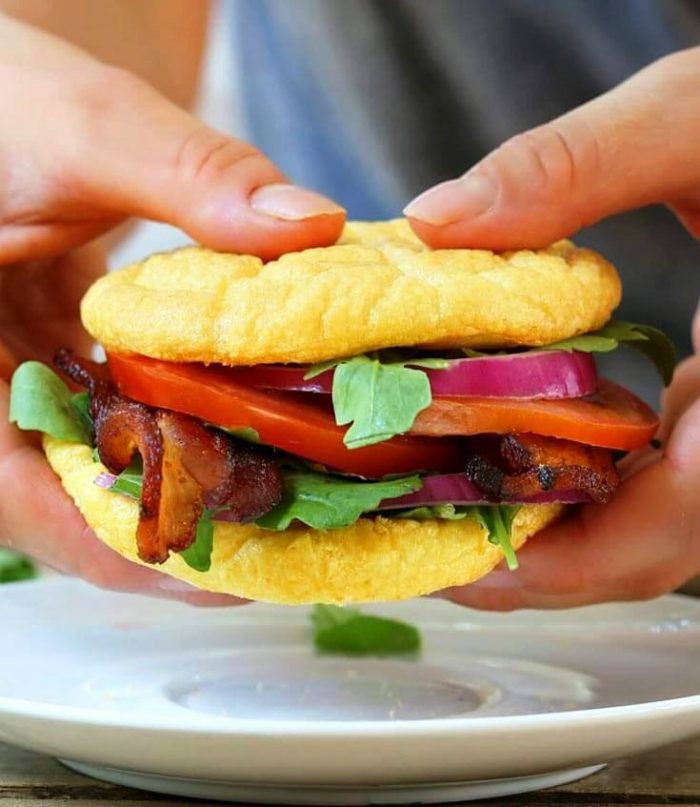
[1,579,699,804]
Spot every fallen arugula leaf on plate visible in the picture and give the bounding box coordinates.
[0,549,37,583]
[310,604,421,656]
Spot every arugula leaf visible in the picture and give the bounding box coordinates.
[0,549,37,583]
[404,357,450,370]
[180,516,214,572]
[465,505,521,570]
[110,464,143,499]
[9,362,92,444]
[311,604,421,656]
[304,359,340,380]
[545,320,677,385]
[216,425,261,444]
[332,356,432,448]
[392,503,470,521]
[256,471,422,530]
[99,464,214,573]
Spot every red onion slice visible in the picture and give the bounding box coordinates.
[94,471,118,489]
[95,470,591,523]
[228,351,598,400]
[375,473,593,510]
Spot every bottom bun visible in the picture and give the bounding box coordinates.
[45,438,563,605]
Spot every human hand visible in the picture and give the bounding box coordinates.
[405,47,700,609]
[0,14,345,602]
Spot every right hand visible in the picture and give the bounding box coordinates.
[0,13,345,603]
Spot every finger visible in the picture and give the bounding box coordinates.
[0,63,344,263]
[443,456,697,611]
[442,386,700,611]
[660,355,700,441]
[405,47,700,249]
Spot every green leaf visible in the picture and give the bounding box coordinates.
[403,357,450,370]
[304,359,341,380]
[393,503,470,521]
[544,320,677,385]
[544,334,619,353]
[256,471,422,531]
[332,356,432,448]
[0,549,37,583]
[465,505,521,570]
[109,464,143,499]
[310,604,421,656]
[180,516,214,572]
[217,426,261,444]
[608,323,677,387]
[9,362,92,444]
[71,392,93,435]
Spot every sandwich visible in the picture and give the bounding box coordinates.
[9,220,673,604]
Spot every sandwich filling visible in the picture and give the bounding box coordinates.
[10,320,672,574]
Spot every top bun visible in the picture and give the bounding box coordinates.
[82,219,621,365]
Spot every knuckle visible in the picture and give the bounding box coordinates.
[70,65,151,120]
[172,127,261,187]
[497,123,600,224]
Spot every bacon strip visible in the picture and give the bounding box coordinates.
[466,433,619,504]
[54,350,284,564]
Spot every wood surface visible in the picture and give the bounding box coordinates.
[0,735,698,806]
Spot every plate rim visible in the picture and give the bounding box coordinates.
[2,579,700,737]
[0,690,699,737]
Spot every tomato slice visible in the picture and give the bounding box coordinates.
[411,379,659,450]
[107,353,463,478]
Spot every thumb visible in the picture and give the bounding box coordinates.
[80,72,346,260]
[5,66,345,262]
[404,48,700,250]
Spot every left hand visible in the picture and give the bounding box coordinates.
[0,245,241,606]
[404,47,700,609]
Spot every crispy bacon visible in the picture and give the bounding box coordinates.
[466,433,619,504]
[54,349,284,564]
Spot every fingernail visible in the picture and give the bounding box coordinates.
[250,183,345,221]
[403,172,496,225]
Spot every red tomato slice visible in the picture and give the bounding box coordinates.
[411,379,659,450]
[107,353,463,478]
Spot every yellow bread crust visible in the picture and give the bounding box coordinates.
[82,220,621,365]
[45,437,563,605]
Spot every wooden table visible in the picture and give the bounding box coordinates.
[0,736,698,806]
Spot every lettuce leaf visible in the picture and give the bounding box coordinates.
[544,320,677,385]
[9,362,92,444]
[255,471,422,530]
[311,604,421,655]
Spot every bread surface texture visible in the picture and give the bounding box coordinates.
[45,437,561,605]
[82,219,621,365]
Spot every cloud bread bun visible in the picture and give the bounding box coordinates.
[82,219,621,365]
[45,437,562,605]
